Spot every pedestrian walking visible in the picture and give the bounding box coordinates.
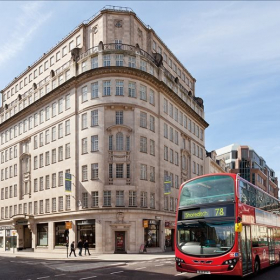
[78,239,83,256]
[69,241,77,257]
[84,240,91,255]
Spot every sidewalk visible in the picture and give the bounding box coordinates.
[0,249,175,262]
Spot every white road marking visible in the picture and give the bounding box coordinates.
[37,277,50,279]
[155,264,164,266]
[175,272,187,276]
[79,276,97,280]
[54,274,66,277]
[135,267,146,270]
[110,271,124,274]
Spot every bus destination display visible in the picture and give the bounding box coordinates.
[182,207,227,219]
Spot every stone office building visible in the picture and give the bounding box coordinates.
[0,6,208,253]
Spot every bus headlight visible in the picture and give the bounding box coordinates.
[222,258,238,270]
[175,257,185,267]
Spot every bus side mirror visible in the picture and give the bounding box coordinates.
[235,222,242,232]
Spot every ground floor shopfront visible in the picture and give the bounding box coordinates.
[0,210,175,253]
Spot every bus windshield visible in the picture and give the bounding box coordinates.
[177,221,235,256]
[179,175,235,207]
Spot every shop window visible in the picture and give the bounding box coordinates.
[37,223,48,246]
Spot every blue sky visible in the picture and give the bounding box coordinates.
[0,1,279,181]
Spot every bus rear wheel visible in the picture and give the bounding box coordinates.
[254,258,260,275]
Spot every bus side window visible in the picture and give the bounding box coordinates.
[248,185,256,207]
[240,182,249,205]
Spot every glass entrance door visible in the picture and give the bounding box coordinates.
[115,231,125,253]
[241,225,252,275]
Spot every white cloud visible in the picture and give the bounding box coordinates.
[0,2,52,65]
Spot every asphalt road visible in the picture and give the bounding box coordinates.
[1,256,280,280]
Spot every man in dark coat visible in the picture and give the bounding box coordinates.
[69,241,77,257]
[84,240,91,255]
[78,239,83,256]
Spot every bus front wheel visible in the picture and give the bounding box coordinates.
[254,258,260,275]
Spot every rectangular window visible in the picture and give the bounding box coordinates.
[116,190,124,206]
[115,54,124,66]
[81,113,87,129]
[103,54,111,66]
[52,173,57,188]
[129,191,136,207]
[149,89,155,105]
[65,94,70,110]
[66,195,70,210]
[91,135,98,151]
[58,98,63,114]
[103,81,111,96]
[103,191,111,206]
[140,85,147,101]
[140,112,147,128]
[128,82,136,97]
[65,143,70,158]
[116,111,123,125]
[116,164,123,178]
[58,171,63,186]
[52,102,56,117]
[45,151,50,166]
[65,120,70,135]
[34,179,38,192]
[82,165,88,181]
[150,115,155,132]
[91,191,98,207]
[91,110,98,126]
[82,86,88,102]
[150,193,155,208]
[82,138,87,154]
[40,200,44,214]
[128,56,136,68]
[52,198,57,212]
[52,149,56,164]
[140,136,147,153]
[45,175,50,189]
[115,80,124,96]
[164,123,168,138]
[140,60,147,71]
[140,164,147,180]
[150,166,155,182]
[141,191,147,207]
[91,163,98,179]
[82,193,88,208]
[164,146,168,161]
[58,146,63,161]
[91,56,98,69]
[39,177,44,191]
[91,82,98,98]
[45,199,50,213]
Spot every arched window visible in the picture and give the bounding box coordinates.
[116,132,123,151]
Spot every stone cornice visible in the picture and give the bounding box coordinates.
[0,66,208,131]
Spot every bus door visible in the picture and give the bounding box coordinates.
[268,228,275,264]
[241,225,253,275]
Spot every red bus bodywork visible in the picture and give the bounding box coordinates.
[175,173,280,277]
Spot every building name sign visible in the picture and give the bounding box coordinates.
[0,226,15,230]
[77,219,95,226]
[16,220,28,225]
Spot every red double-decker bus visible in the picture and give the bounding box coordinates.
[175,173,280,277]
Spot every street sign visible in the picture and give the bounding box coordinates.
[65,173,72,192]
[143,220,148,228]
[65,221,72,229]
